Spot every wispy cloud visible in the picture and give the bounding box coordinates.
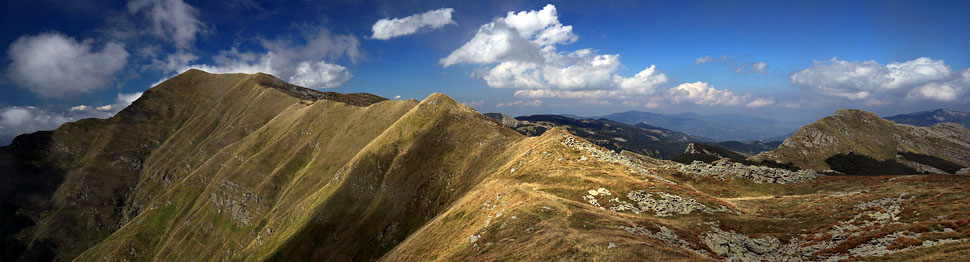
[496,99,543,107]
[694,55,767,74]
[127,0,206,49]
[371,8,456,40]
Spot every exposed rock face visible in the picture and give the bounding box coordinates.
[584,187,733,216]
[752,109,970,172]
[209,180,266,226]
[677,159,821,184]
[672,142,747,164]
[622,225,711,258]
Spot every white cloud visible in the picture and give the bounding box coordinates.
[148,51,199,72]
[462,100,485,107]
[440,4,574,67]
[513,89,615,99]
[885,57,951,89]
[750,62,767,73]
[496,99,542,107]
[668,82,752,106]
[6,32,129,99]
[791,57,968,102]
[906,83,958,101]
[0,106,72,143]
[177,29,361,89]
[695,55,767,74]
[615,65,668,95]
[288,61,351,89]
[0,92,142,145]
[694,55,728,65]
[746,97,775,107]
[442,4,671,100]
[127,0,205,48]
[371,8,456,40]
[442,5,773,108]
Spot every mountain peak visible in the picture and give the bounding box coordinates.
[753,108,970,173]
[833,108,880,119]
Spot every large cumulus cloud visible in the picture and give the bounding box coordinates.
[6,32,129,99]
[445,4,770,108]
[791,57,969,102]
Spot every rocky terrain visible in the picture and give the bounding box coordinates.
[753,109,970,174]
[3,71,970,261]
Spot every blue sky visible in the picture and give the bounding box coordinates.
[1,0,969,142]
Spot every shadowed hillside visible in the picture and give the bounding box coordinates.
[4,71,970,261]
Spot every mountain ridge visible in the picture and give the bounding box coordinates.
[594,110,804,142]
[884,109,970,130]
[5,71,970,261]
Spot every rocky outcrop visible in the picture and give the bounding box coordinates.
[621,225,711,258]
[677,159,821,184]
[562,136,675,184]
[584,187,732,217]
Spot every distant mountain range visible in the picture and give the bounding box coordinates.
[590,111,806,142]
[884,109,970,129]
[484,113,780,158]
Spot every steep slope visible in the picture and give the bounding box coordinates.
[597,110,803,141]
[885,109,970,129]
[752,109,970,173]
[6,72,970,261]
[0,70,386,261]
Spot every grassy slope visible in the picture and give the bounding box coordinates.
[7,72,970,261]
[752,109,970,171]
[4,70,255,261]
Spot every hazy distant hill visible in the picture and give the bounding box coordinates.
[492,114,707,159]
[885,109,970,129]
[484,114,780,159]
[596,110,804,142]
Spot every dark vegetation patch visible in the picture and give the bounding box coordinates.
[899,152,965,174]
[825,152,919,175]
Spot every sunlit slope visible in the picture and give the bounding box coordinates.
[6,71,970,262]
[1,70,312,261]
[752,109,970,172]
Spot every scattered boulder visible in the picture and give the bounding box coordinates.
[677,159,821,184]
